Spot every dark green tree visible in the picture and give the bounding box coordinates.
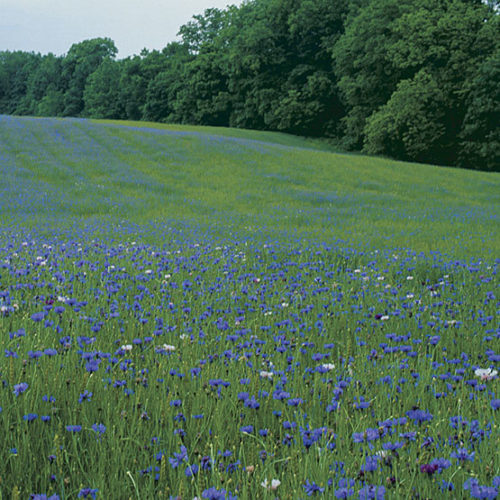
[83,57,122,118]
[61,38,117,117]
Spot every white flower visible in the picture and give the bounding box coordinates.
[474,368,498,381]
[155,344,176,353]
[260,370,273,379]
[261,478,281,491]
[321,363,335,371]
[121,344,133,352]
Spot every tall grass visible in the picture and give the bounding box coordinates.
[0,116,498,499]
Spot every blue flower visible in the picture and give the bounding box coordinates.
[77,488,98,499]
[303,480,325,496]
[13,382,28,396]
[169,445,187,469]
[358,485,386,499]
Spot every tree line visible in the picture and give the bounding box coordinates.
[1,0,498,171]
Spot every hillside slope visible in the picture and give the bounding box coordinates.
[0,115,498,256]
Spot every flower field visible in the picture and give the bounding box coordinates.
[0,116,499,499]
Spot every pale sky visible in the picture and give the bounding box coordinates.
[0,0,243,58]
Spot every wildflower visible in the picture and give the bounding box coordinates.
[78,390,93,403]
[13,382,28,396]
[474,368,498,381]
[358,485,386,500]
[91,423,106,435]
[451,448,475,462]
[77,489,98,499]
[261,479,281,491]
[169,445,188,468]
[66,425,82,432]
[420,463,439,475]
[185,463,199,477]
[406,409,433,424]
[201,487,237,499]
[303,479,325,496]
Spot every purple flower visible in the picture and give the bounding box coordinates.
[420,463,439,475]
[66,425,82,432]
[491,399,500,410]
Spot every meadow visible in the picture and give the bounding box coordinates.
[0,115,498,499]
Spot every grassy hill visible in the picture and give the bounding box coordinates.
[1,115,498,257]
[0,115,499,499]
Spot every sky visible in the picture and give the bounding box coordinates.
[0,0,243,58]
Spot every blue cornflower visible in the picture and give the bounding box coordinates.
[78,390,93,403]
[244,396,260,409]
[469,485,498,499]
[240,425,254,434]
[491,399,500,410]
[358,485,386,499]
[66,425,82,433]
[361,456,380,472]
[451,448,475,462]
[169,445,187,468]
[201,487,237,499]
[440,480,455,492]
[77,488,98,499]
[406,409,433,424]
[31,312,46,322]
[85,359,100,373]
[13,382,28,396]
[288,397,304,406]
[303,480,325,496]
[31,495,60,500]
[23,413,38,422]
[185,463,199,477]
[91,423,106,435]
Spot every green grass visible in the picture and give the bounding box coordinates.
[0,115,499,499]
[1,115,498,257]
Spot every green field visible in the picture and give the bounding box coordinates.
[1,115,498,255]
[0,116,498,500]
